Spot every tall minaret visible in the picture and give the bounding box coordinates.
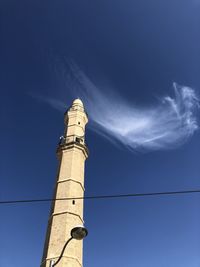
[41,99,89,267]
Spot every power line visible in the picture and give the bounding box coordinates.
[1,188,200,205]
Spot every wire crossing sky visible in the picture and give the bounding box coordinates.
[1,188,200,205]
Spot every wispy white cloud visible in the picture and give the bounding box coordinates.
[29,92,66,112]
[32,62,200,151]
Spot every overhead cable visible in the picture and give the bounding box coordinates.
[1,188,200,205]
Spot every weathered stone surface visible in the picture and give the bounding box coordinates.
[41,99,88,267]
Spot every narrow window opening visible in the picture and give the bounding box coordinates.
[72,200,75,205]
[76,137,83,143]
[78,122,80,125]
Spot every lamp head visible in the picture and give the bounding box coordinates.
[71,225,88,240]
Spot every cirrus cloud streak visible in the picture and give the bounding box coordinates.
[34,62,199,151]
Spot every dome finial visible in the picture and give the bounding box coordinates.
[72,98,83,106]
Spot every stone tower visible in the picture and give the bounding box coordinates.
[41,99,89,267]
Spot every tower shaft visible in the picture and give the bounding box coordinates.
[41,99,88,267]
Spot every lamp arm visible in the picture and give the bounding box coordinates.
[52,237,73,266]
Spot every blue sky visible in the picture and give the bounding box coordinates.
[1,0,200,266]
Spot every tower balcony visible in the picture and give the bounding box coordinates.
[56,136,89,158]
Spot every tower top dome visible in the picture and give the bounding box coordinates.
[72,98,83,106]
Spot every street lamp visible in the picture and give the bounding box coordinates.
[50,225,88,267]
